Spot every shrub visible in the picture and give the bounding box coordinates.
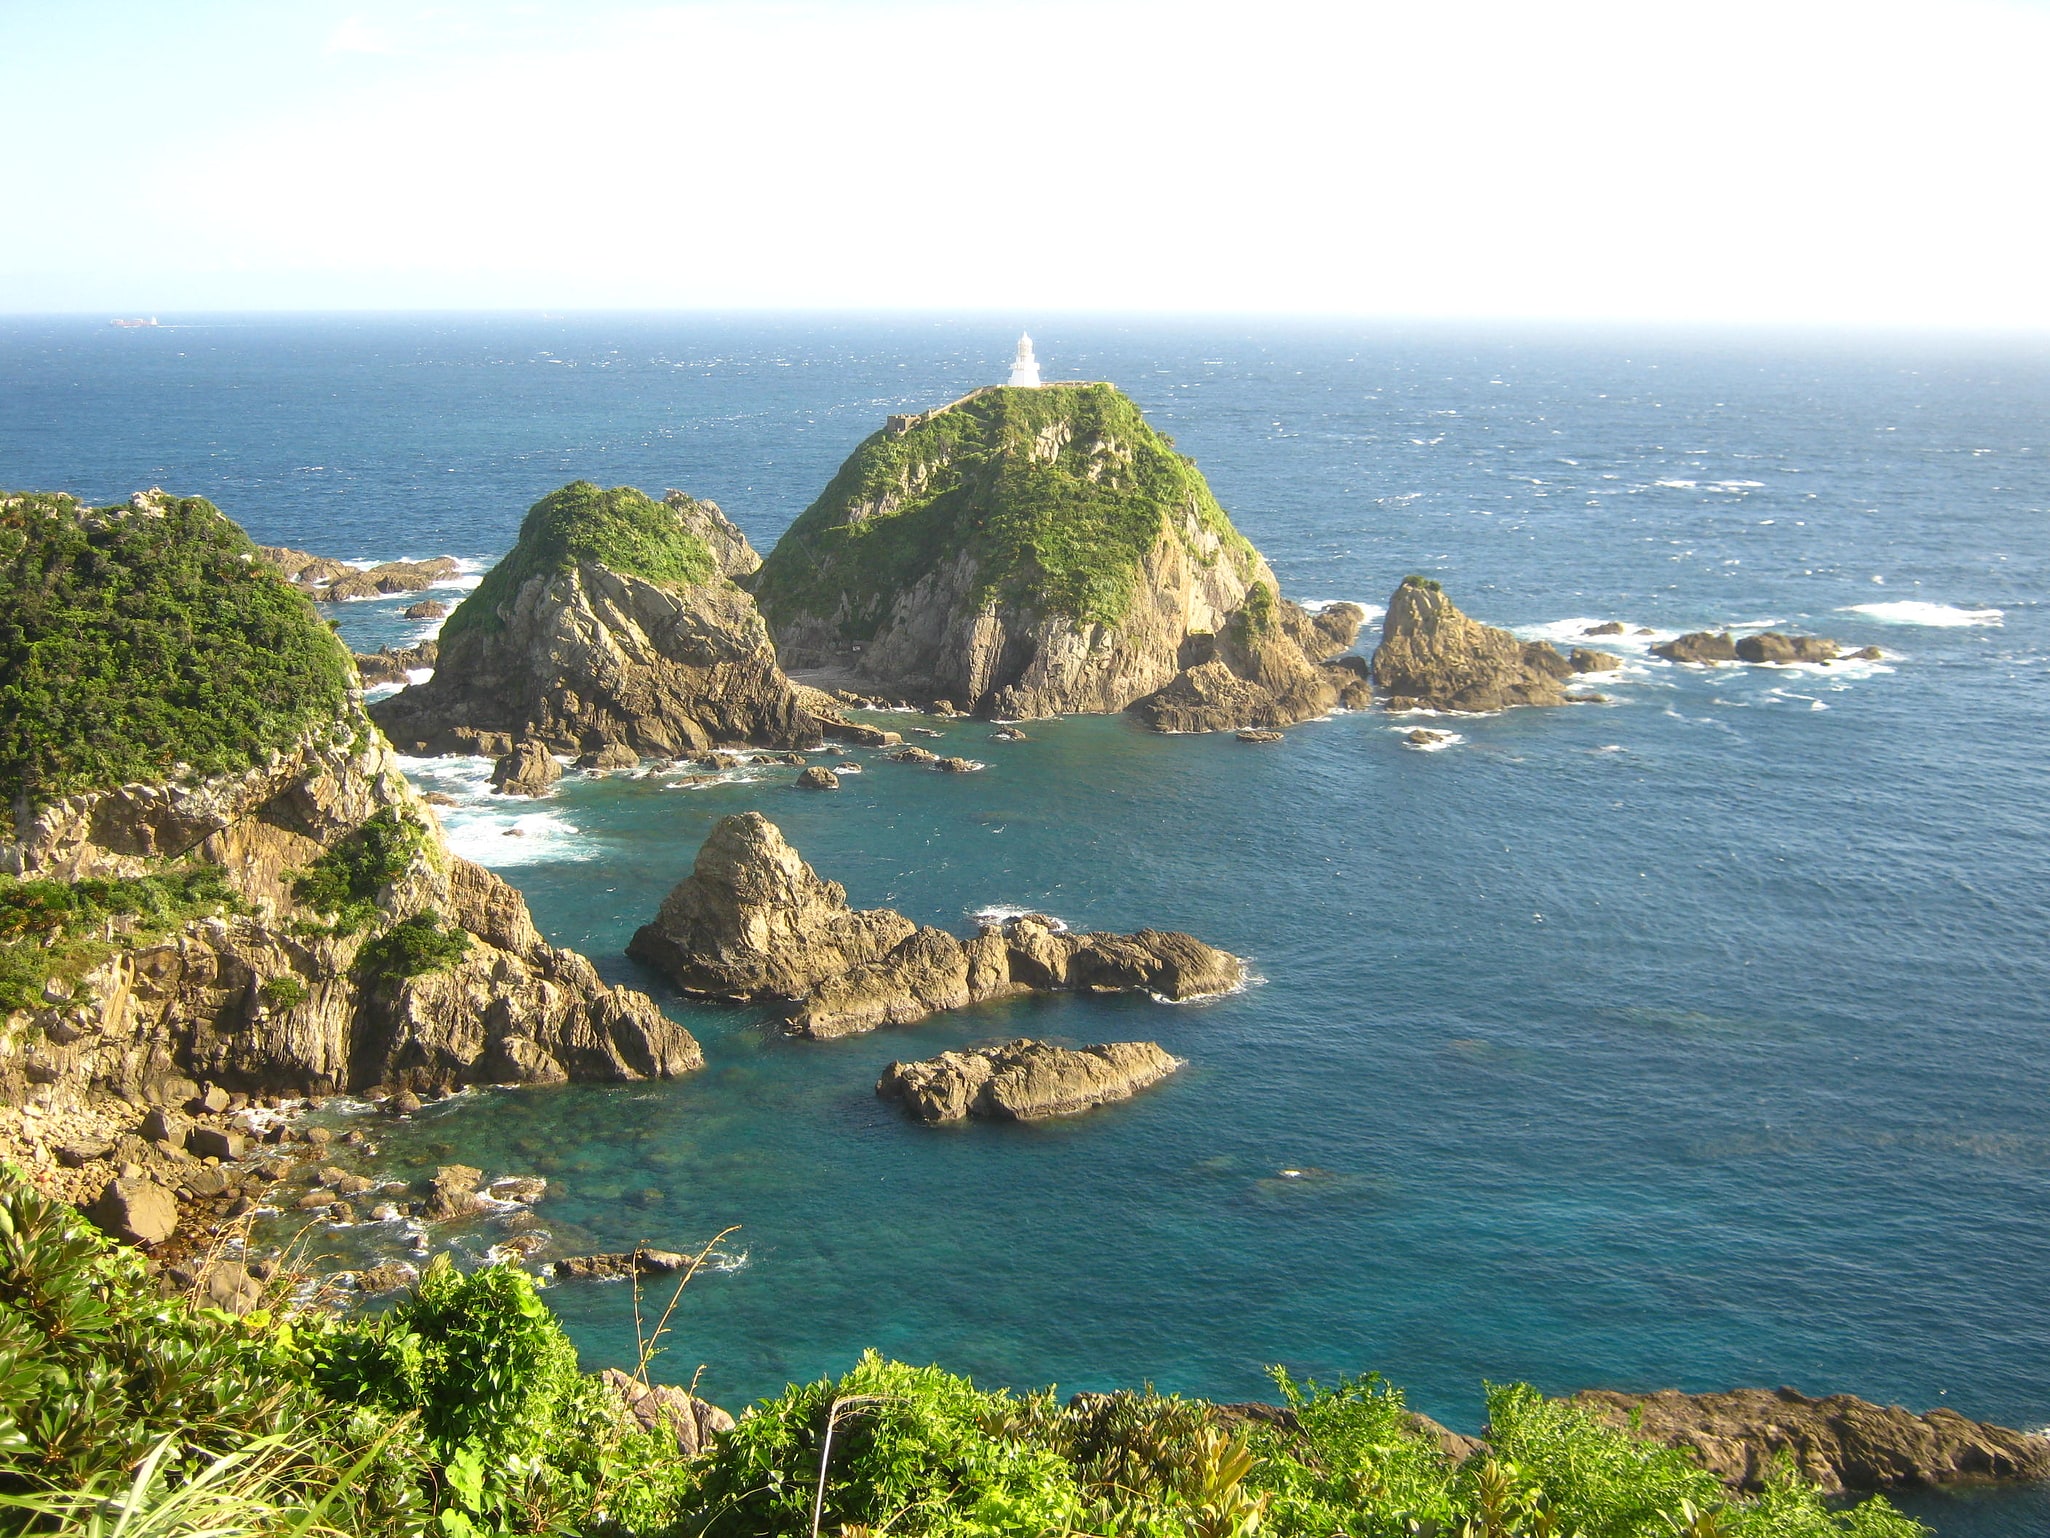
[357,910,470,982]
[0,491,352,810]
[260,974,309,1010]
[0,866,241,1014]
[291,808,430,933]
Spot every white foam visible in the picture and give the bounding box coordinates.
[441,810,594,867]
[971,904,1068,931]
[1391,727,1464,752]
[1299,598,1383,626]
[1842,601,2003,628]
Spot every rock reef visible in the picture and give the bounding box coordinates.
[626,813,1241,1037]
[372,482,824,759]
[261,547,460,602]
[1370,576,1572,712]
[751,383,1366,731]
[877,1038,1180,1122]
[1571,1387,2050,1494]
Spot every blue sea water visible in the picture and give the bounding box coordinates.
[4,315,2047,1533]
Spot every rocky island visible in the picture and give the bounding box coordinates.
[749,382,1368,730]
[0,491,699,1223]
[877,1038,1181,1122]
[626,812,1242,1036]
[371,482,827,760]
[1372,575,1616,712]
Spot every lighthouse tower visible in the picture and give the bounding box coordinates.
[1007,332,1042,388]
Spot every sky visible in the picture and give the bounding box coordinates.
[3,0,2047,328]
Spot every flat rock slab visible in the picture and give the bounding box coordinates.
[878,1038,1181,1122]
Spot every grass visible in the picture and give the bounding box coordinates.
[442,482,717,641]
[0,492,354,812]
[752,384,1261,640]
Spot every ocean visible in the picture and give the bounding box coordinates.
[4,314,2046,1533]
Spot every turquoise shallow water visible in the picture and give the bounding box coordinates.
[5,316,2047,1533]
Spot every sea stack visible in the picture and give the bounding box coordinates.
[749,382,1369,729]
[627,813,1243,1037]
[372,482,824,758]
[1370,576,1574,712]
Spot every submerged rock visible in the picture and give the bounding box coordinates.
[405,599,449,620]
[372,482,822,759]
[1571,1387,2050,1494]
[878,1038,1180,1122]
[1371,577,1570,712]
[628,814,1242,1039]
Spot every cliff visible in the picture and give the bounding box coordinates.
[372,482,821,759]
[750,384,1367,728]
[0,491,698,1196]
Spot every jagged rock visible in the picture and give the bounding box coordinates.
[140,1107,187,1144]
[404,599,449,620]
[575,743,641,771]
[1370,577,1569,712]
[490,739,561,797]
[630,815,1242,1040]
[662,489,760,579]
[1654,631,1739,664]
[354,1261,419,1294]
[878,1038,1180,1122]
[326,558,461,602]
[372,483,821,758]
[1129,609,1370,733]
[795,766,840,791]
[599,1367,737,1458]
[890,746,939,765]
[420,1164,483,1222]
[487,1175,546,1205]
[1571,1387,2050,1494]
[627,813,915,998]
[190,1083,231,1114]
[388,1089,423,1115]
[258,546,356,588]
[1735,632,1841,664]
[1569,648,1622,673]
[199,1260,263,1315]
[990,727,1028,741]
[1584,621,1625,636]
[755,383,1363,731]
[88,1175,178,1245]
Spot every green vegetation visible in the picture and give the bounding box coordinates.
[0,491,353,810]
[1231,580,1277,644]
[358,910,471,982]
[752,385,1261,639]
[260,974,309,1010]
[1402,574,1443,593]
[0,866,240,1015]
[444,483,717,641]
[292,809,434,934]
[0,1171,1925,1537]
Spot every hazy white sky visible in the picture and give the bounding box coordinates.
[5,0,2046,326]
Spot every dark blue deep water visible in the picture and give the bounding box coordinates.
[5,316,2046,1533]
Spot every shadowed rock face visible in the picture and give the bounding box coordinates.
[878,1038,1180,1122]
[1571,1388,2050,1494]
[1370,578,1571,713]
[627,813,1242,1037]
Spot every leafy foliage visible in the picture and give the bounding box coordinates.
[0,865,241,1014]
[291,808,432,933]
[443,482,716,640]
[752,383,1261,638]
[0,491,353,809]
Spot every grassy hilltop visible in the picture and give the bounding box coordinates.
[0,491,352,810]
[751,384,1259,638]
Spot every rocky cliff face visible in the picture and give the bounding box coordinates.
[372,483,822,758]
[751,384,1366,729]
[2,718,700,1125]
[627,813,1242,1037]
[1370,577,1574,712]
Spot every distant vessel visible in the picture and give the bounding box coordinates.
[109,317,159,329]
[1007,332,1041,388]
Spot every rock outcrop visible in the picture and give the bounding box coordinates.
[1,493,702,1215]
[877,1038,1180,1122]
[354,641,438,687]
[491,739,563,797]
[599,1367,737,1458]
[1654,631,1738,664]
[1735,632,1841,665]
[1571,1387,2050,1494]
[751,383,1367,731]
[260,548,460,601]
[372,482,824,759]
[1370,577,1572,712]
[627,814,1242,1038]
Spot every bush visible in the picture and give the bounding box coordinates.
[357,910,470,982]
[291,808,430,932]
[259,974,309,1010]
[0,865,241,1014]
[0,491,352,809]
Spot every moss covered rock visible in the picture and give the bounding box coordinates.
[752,385,1364,726]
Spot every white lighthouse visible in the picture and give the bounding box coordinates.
[1007,332,1042,388]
